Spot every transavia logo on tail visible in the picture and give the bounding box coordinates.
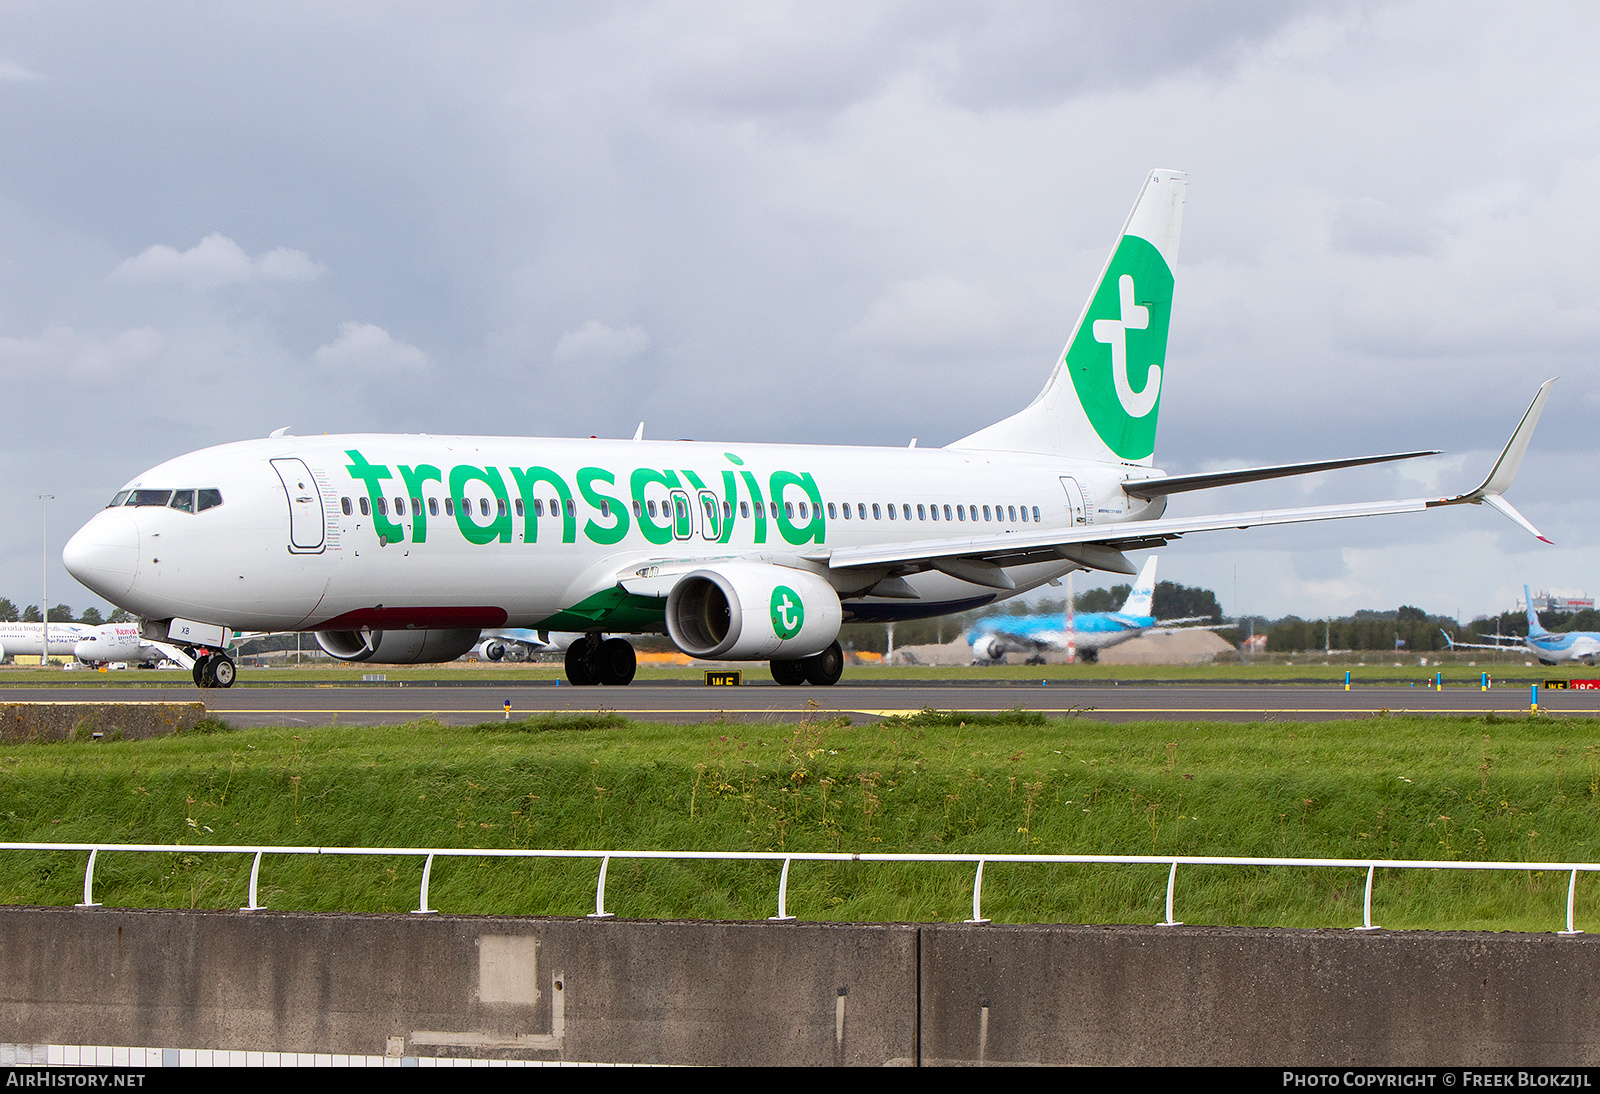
[1066,235,1174,461]
[770,586,804,639]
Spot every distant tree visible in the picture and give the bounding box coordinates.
[0,598,16,622]
[47,604,74,623]
[1396,605,1427,624]
[1075,586,1127,613]
[107,608,134,624]
[78,607,104,626]
[1153,581,1223,623]
[21,605,41,623]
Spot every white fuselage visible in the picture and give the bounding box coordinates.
[0,620,93,658]
[63,435,1164,634]
[71,623,171,665]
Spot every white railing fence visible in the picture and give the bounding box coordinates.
[2,842,1594,933]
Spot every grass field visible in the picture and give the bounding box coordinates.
[4,708,1600,932]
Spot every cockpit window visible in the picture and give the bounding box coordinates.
[108,491,130,508]
[198,489,223,512]
[128,489,172,507]
[169,490,195,513]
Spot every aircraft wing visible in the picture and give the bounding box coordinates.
[1440,630,1528,654]
[826,381,1555,584]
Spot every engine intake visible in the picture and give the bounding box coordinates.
[666,563,841,661]
[314,628,480,664]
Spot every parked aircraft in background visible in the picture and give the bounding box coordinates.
[967,556,1217,664]
[0,620,92,661]
[71,622,193,669]
[63,170,1555,689]
[1444,586,1600,665]
[474,629,579,662]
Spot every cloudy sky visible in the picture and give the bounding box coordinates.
[1,1,1595,623]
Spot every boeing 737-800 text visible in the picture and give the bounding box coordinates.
[62,171,1554,688]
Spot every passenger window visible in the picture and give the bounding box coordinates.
[412,497,422,515]
[739,501,749,519]
[429,498,439,517]
[394,498,405,516]
[1032,506,1040,522]
[842,504,851,520]
[602,500,612,519]
[872,503,882,520]
[359,497,371,516]
[497,498,508,517]
[1020,506,1028,523]
[169,490,195,513]
[1008,506,1016,522]
[887,504,896,520]
[443,498,453,516]
[944,505,952,521]
[723,500,732,519]
[903,504,911,520]
[565,499,575,516]
[632,500,642,519]
[770,502,778,519]
[376,497,387,516]
[480,498,490,517]
[828,502,837,519]
[109,491,130,508]
[647,500,657,518]
[983,506,991,521]
[785,502,794,519]
[341,497,353,516]
[920,504,929,520]
[798,502,807,520]
[857,503,866,519]
[534,499,544,517]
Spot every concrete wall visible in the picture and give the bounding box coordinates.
[2,906,1598,1066]
[0,702,206,743]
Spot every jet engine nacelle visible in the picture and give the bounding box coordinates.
[666,563,842,660]
[971,634,1007,663]
[315,628,481,664]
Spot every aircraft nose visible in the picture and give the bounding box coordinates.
[63,510,139,602]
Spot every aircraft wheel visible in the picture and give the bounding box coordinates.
[770,659,808,686]
[191,654,211,688]
[564,637,599,684]
[210,657,237,689]
[1078,649,1100,664]
[598,638,637,686]
[801,641,844,686]
[196,656,219,689]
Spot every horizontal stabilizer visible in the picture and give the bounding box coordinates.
[1122,451,1439,499]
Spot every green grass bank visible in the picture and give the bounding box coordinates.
[3,710,1600,931]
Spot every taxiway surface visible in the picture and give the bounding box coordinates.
[0,680,1590,725]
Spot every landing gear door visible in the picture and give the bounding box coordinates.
[1059,476,1090,526]
[272,458,327,553]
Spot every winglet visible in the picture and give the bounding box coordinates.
[1428,379,1555,543]
[1440,628,1456,650]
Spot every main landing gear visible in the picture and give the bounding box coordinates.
[564,635,637,686]
[191,650,236,689]
[770,640,844,686]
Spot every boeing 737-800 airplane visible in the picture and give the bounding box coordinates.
[1444,586,1600,666]
[62,170,1555,688]
[968,556,1217,664]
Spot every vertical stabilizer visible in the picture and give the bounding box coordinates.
[1119,556,1160,617]
[1526,585,1548,637]
[949,169,1186,465]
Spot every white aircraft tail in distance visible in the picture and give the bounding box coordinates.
[63,170,1555,688]
[1444,585,1600,666]
[968,556,1219,664]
